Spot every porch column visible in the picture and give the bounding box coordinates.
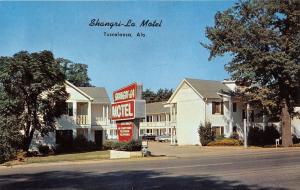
[102,106,105,121]
[88,128,92,141]
[106,105,109,123]
[228,98,233,136]
[88,101,92,125]
[263,114,267,131]
[73,101,77,123]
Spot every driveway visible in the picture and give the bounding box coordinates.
[148,141,300,157]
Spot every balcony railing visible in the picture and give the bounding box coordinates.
[76,115,88,125]
[140,121,174,128]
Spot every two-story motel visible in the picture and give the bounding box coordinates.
[31,78,300,148]
[139,101,176,136]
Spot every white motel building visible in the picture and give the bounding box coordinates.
[31,78,300,148]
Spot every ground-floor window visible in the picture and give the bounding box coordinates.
[110,129,117,136]
[212,126,224,136]
[140,129,145,135]
[76,128,88,139]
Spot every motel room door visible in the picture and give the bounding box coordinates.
[94,130,103,149]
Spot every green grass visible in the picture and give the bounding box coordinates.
[25,151,110,164]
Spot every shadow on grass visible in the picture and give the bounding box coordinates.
[0,170,288,190]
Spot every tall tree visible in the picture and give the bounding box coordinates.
[0,86,22,163]
[0,51,68,151]
[57,58,92,87]
[203,0,300,146]
[143,88,173,103]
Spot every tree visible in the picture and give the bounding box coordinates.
[57,58,92,87]
[0,86,22,163]
[0,51,68,152]
[142,88,173,103]
[203,0,300,147]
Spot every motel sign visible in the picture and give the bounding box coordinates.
[111,83,145,142]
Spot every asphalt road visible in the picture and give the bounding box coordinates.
[1,147,300,190]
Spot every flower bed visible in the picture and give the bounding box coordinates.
[207,138,242,146]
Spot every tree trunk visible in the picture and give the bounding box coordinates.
[23,128,35,152]
[281,99,293,147]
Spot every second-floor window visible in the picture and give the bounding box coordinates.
[233,103,237,112]
[212,102,223,115]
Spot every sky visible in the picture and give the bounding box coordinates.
[0,1,235,96]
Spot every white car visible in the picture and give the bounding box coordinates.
[155,135,171,142]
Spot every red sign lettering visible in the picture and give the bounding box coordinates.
[111,100,135,121]
[113,83,137,103]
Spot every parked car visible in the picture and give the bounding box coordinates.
[155,135,171,142]
[142,134,156,141]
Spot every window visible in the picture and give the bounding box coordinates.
[76,128,88,139]
[67,103,73,116]
[233,103,237,112]
[212,102,224,115]
[146,116,152,122]
[233,126,237,132]
[110,129,117,136]
[242,110,246,119]
[212,126,224,136]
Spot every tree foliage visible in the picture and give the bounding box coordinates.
[203,0,300,146]
[142,88,173,103]
[57,58,92,87]
[0,51,68,152]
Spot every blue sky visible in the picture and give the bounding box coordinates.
[0,1,235,96]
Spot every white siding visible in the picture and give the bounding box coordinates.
[66,85,89,102]
[171,82,204,145]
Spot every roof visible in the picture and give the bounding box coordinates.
[185,78,232,99]
[146,102,170,114]
[78,87,110,104]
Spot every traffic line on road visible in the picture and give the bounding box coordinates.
[142,162,234,171]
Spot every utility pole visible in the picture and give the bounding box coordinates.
[244,118,247,148]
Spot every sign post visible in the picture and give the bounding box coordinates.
[111,83,145,142]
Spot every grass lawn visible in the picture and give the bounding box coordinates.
[25,151,110,164]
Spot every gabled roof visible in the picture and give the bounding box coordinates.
[168,78,232,103]
[146,102,170,114]
[185,78,231,99]
[79,87,110,104]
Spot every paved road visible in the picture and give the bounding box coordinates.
[1,146,300,190]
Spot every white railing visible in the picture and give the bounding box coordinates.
[93,117,110,126]
[140,121,174,128]
[76,115,88,125]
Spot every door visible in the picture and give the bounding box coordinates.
[94,130,103,149]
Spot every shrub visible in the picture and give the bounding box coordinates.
[198,122,214,146]
[230,132,239,140]
[111,140,142,151]
[103,140,116,150]
[0,143,17,164]
[86,141,98,151]
[292,135,300,144]
[38,145,50,155]
[247,127,264,146]
[73,135,89,152]
[262,125,280,145]
[207,138,242,146]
